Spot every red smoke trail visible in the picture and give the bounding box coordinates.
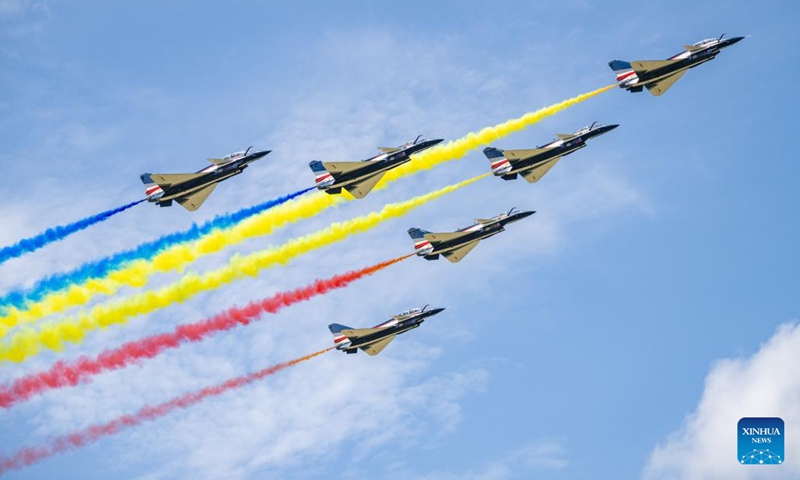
[0,348,332,475]
[0,254,411,409]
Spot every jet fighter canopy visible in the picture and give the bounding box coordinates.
[469,208,520,226]
[492,207,519,220]
[221,152,245,161]
[220,146,253,161]
[395,135,426,149]
[393,306,424,320]
[377,135,429,155]
[574,121,600,136]
[692,38,718,47]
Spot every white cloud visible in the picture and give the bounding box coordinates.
[643,322,800,480]
[23,344,488,480]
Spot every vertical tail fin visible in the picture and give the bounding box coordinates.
[140,173,164,200]
[608,60,638,87]
[328,323,353,350]
[407,228,431,241]
[309,160,335,188]
[408,228,434,255]
[483,147,512,176]
[328,323,353,335]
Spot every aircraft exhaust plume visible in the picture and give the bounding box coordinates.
[0,348,332,475]
[0,187,313,315]
[0,175,484,363]
[0,86,611,332]
[0,255,410,409]
[0,199,145,267]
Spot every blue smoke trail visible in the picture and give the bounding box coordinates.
[0,187,313,312]
[0,199,146,267]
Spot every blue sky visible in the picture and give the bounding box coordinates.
[1,1,798,479]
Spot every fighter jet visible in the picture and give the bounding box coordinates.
[140,147,270,211]
[483,122,617,183]
[408,208,534,263]
[309,135,443,199]
[329,305,445,355]
[609,34,745,96]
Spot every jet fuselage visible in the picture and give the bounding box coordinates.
[310,138,443,194]
[490,124,618,178]
[332,307,445,354]
[413,210,534,260]
[613,36,744,94]
[143,149,270,206]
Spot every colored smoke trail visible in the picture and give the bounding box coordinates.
[381,84,616,185]
[0,175,484,363]
[0,188,328,335]
[0,348,331,475]
[0,188,313,327]
[0,255,409,409]
[2,86,611,333]
[0,199,145,267]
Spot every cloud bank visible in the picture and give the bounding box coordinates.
[644,322,800,480]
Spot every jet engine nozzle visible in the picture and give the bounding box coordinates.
[335,340,352,350]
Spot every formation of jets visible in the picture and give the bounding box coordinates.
[136,35,744,355]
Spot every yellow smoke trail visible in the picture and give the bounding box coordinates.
[381,84,616,184]
[0,84,613,336]
[0,192,344,335]
[0,174,487,363]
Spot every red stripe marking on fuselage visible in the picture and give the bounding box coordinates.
[616,71,636,81]
[491,160,509,168]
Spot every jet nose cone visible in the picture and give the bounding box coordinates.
[593,124,619,135]
[728,36,745,45]
[427,307,446,316]
[516,210,536,219]
[428,138,444,147]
